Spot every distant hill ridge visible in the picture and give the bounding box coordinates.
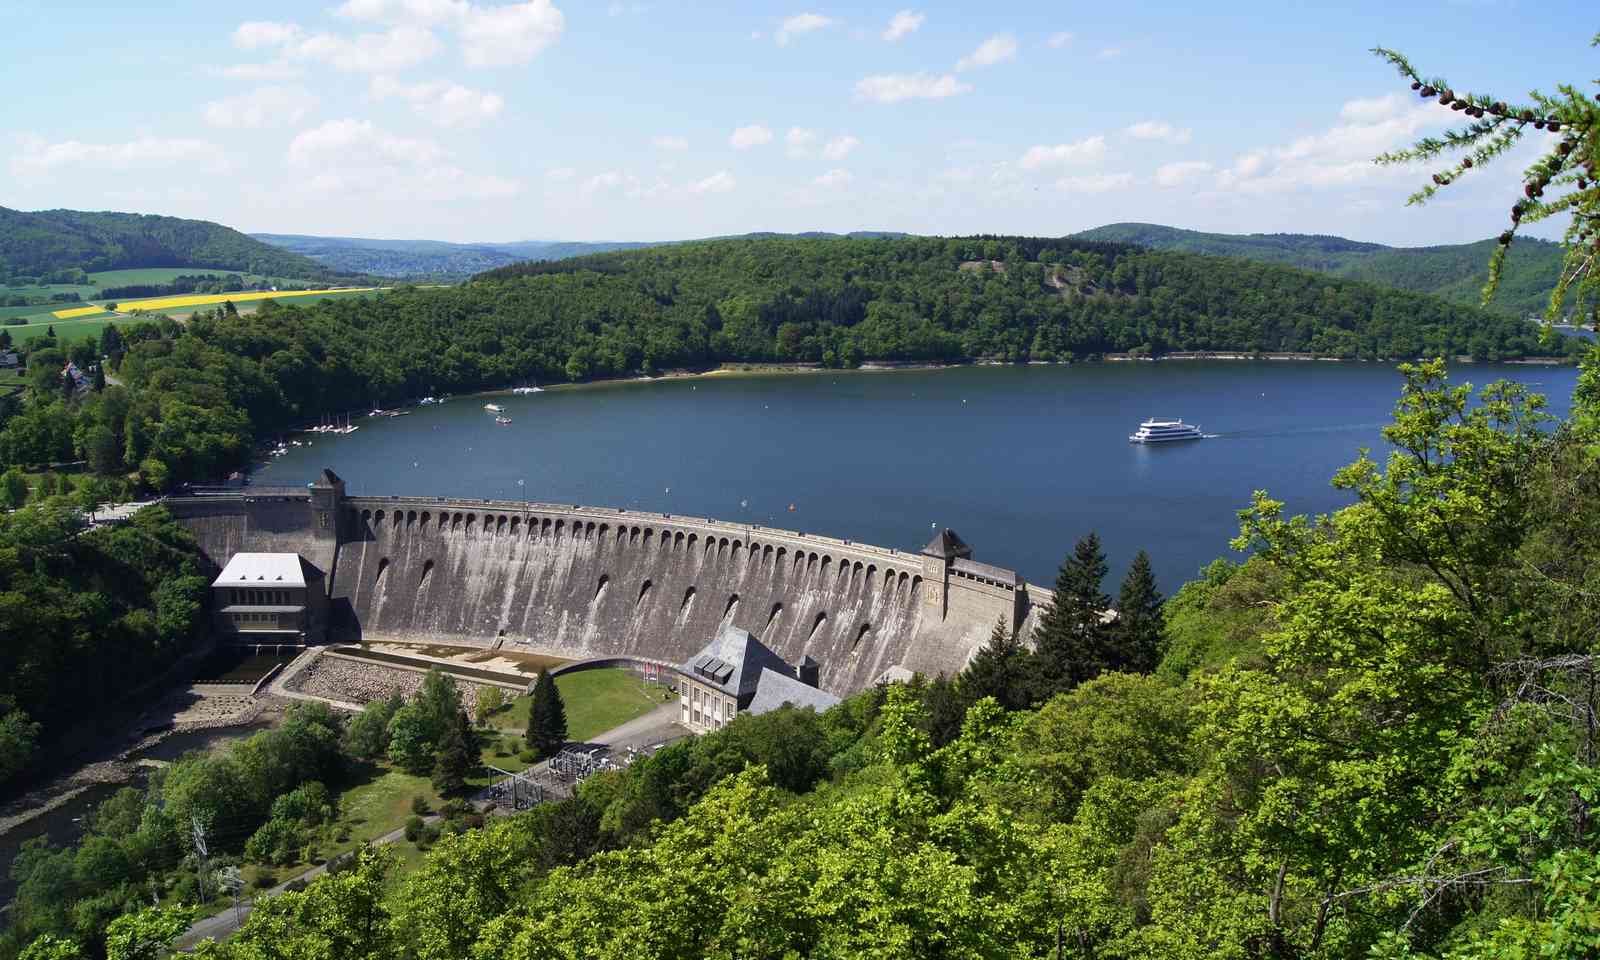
[253,231,911,279]
[0,206,343,282]
[1071,222,1566,318]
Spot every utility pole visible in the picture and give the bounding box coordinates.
[191,815,210,905]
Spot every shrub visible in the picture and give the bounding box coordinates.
[404,816,424,842]
[421,824,441,846]
[253,872,276,889]
[285,878,308,893]
[410,795,431,816]
[517,749,536,764]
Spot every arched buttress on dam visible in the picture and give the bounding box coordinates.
[166,471,1045,696]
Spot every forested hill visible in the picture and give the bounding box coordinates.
[0,207,345,281]
[469,235,1570,369]
[1073,221,1566,318]
[253,231,912,280]
[250,234,648,280]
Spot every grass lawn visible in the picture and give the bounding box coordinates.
[5,315,122,345]
[487,668,678,745]
[238,763,443,890]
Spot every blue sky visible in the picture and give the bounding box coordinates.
[3,1,1592,244]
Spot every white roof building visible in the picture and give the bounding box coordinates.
[212,552,308,589]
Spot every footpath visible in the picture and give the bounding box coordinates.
[175,702,685,950]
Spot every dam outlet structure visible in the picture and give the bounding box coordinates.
[166,470,1049,696]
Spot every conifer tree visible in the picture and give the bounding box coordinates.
[527,672,568,760]
[432,708,474,795]
[92,364,105,392]
[961,616,1033,711]
[1032,532,1114,694]
[1114,550,1165,674]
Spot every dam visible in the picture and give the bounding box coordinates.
[168,469,1048,695]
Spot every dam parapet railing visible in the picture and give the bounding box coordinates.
[340,494,936,570]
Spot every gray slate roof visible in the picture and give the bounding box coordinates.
[747,668,841,716]
[952,556,1020,585]
[679,625,795,700]
[922,528,972,559]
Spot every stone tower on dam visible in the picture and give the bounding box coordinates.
[166,471,1047,695]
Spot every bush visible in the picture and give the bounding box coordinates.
[410,795,431,816]
[404,816,424,842]
[517,749,536,764]
[464,812,486,830]
[253,872,276,889]
[421,824,441,846]
[285,878,308,893]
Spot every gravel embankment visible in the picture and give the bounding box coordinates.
[286,655,486,711]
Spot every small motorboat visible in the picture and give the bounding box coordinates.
[484,403,503,413]
[495,416,513,425]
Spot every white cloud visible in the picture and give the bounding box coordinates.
[814,168,852,187]
[237,1,562,72]
[458,1,564,67]
[776,12,833,46]
[729,124,774,149]
[651,135,688,151]
[1215,96,1443,194]
[285,118,518,198]
[1098,46,1123,59]
[12,134,228,178]
[1126,120,1192,145]
[1056,172,1134,193]
[370,76,504,128]
[203,85,318,129]
[956,33,1017,71]
[1154,160,1213,187]
[785,126,818,156]
[545,166,576,181]
[822,134,860,160]
[689,170,736,194]
[289,118,445,168]
[234,22,441,73]
[234,21,305,48]
[1018,135,1106,170]
[218,60,304,81]
[333,0,467,27]
[1046,31,1073,48]
[882,10,924,42]
[1338,93,1408,124]
[855,73,970,103]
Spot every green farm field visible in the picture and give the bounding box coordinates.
[4,315,121,346]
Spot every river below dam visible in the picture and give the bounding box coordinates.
[253,361,1580,593]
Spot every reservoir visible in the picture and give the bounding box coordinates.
[254,361,1578,593]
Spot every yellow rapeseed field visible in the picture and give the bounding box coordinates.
[52,305,108,319]
[114,288,378,312]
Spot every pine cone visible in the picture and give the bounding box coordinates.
[1421,86,1436,98]
[1548,122,1561,132]
[1463,157,1474,168]
[1410,81,1422,90]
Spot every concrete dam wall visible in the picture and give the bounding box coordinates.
[168,477,1045,696]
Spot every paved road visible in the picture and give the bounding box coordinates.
[175,703,689,950]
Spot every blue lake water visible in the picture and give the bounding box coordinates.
[253,361,1578,593]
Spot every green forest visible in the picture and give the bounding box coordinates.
[9,359,1600,959]
[0,235,1572,499]
[0,505,210,784]
[0,208,347,284]
[1074,222,1570,319]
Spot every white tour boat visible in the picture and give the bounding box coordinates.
[484,403,504,413]
[1128,418,1204,443]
